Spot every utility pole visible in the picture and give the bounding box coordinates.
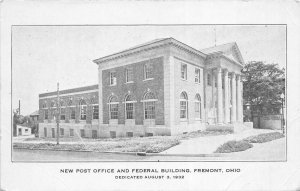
[18,100,21,115]
[56,83,60,145]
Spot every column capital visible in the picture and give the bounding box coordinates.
[229,72,236,79]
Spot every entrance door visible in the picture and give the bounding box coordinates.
[44,127,47,137]
[52,128,55,138]
[92,130,97,139]
[18,128,22,136]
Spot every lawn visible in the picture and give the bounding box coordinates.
[214,132,285,153]
[14,130,232,153]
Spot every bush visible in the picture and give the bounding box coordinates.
[214,140,253,153]
[243,132,284,143]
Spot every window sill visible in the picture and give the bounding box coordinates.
[195,82,201,85]
[143,78,154,82]
[125,81,134,84]
[181,78,187,81]
[180,118,188,122]
[109,84,117,87]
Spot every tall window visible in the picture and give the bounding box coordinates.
[70,108,75,120]
[143,92,156,119]
[207,73,212,86]
[125,67,133,83]
[125,95,134,119]
[60,108,66,120]
[44,110,49,120]
[42,102,47,109]
[195,94,201,119]
[93,105,99,119]
[181,63,187,80]
[109,71,117,85]
[79,99,87,120]
[144,63,153,79]
[180,92,188,119]
[195,68,200,83]
[109,96,118,119]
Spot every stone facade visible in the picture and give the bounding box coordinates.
[39,38,246,139]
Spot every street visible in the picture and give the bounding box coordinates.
[12,137,286,162]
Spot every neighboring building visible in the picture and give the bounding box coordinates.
[29,110,39,122]
[17,125,32,136]
[39,38,247,138]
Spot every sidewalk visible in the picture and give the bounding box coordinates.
[161,129,281,155]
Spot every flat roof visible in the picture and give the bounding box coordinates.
[39,84,98,98]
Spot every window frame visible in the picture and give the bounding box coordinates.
[108,96,119,120]
[109,71,117,86]
[60,107,66,121]
[143,92,157,120]
[207,73,212,86]
[181,63,187,80]
[195,68,201,83]
[125,67,134,83]
[92,105,99,120]
[79,99,87,121]
[180,92,188,120]
[194,94,201,120]
[144,63,154,80]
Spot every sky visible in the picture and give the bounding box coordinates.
[12,25,286,115]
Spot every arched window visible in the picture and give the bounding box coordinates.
[195,94,201,119]
[125,95,134,119]
[108,96,118,119]
[79,99,87,120]
[180,92,188,119]
[143,92,156,119]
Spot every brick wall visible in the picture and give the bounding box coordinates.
[102,56,165,125]
[39,91,98,124]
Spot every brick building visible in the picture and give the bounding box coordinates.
[39,38,247,138]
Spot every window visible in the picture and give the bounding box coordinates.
[92,105,99,119]
[181,63,187,80]
[207,74,212,86]
[44,127,47,137]
[50,101,55,108]
[60,108,66,120]
[180,92,188,119]
[110,131,116,138]
[79,99,87,120]
[126,132,133,137]
[42,102,47,109]
[143,92,156,119]
[125,67,133,83]
[144,63,153,79]
[195,68,200,83]
[125,95,134,119]
[70,129,74,137]
[92,130,97,139]
[109,71,117,85]
[195,94,201,119]
[52,128,55,138]
[44,110,48,120]
[70,108,75,120]
[25,129,28,132]
[60,128,64,136]
[80,129,85,138]
[109,96,118,119]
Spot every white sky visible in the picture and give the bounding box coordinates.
[12,25,286,115]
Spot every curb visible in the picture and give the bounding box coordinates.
[13,147,224,157]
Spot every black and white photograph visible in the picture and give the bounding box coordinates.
[11,25,286,162]
[1,1,300,191]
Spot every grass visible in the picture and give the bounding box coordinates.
[15,130,232,153]
[214,132,285,153]
[243,132,285,143]
[214,140,253,153]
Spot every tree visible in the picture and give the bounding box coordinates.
[242,61,285,115]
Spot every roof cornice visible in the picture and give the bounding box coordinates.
[93,38,207,65]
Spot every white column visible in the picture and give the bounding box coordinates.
[236,75,242,122]
[217,68,223,124]
[230,73,236,123]
[224,70,229,123]
[212,70,216,123]
[204,70,208,123]
[237,75,243,122]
